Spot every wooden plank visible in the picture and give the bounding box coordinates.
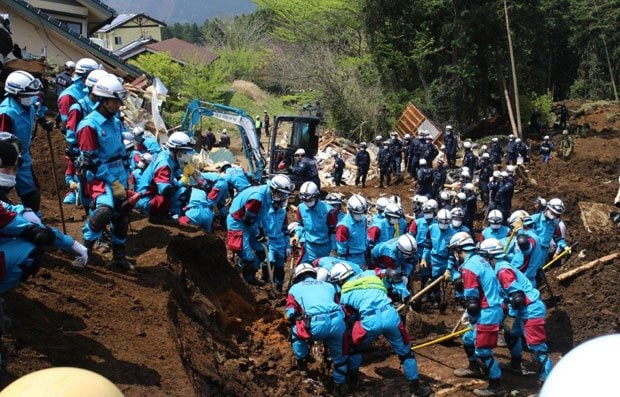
[556,252,619,282]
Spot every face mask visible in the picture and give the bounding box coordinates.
[388,217,399,225]
[424,212,433,220]
[438,222,449,230]
[490,223,501,230]
[137,161,146,169]
[452,219,462,228]
[305,199,316,208]
[273,199,286,209]
[352,213,365,222]
[545,210,556,220]
[0,173,16,187]
[19,96,37,107]
[177,152,193,165]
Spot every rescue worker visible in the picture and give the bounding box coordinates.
[293,148,321,191]
[388,131,403,181]
[354,142,370,188]
[463,183,477,231]
[480,239,553,383]
[490,137,503,167]
[419,130,438,164]
[224,163,252,195]
[203,127,216,151]
[480,210,510,241]
[377,137,392,188]
[515,138,529,164]
[530,108,541,135]
[57,58,100,131]
[254,115,262,143]
[450,207,471,236]
[407,132,422,179]
[335,194,369,267]
[559,103,569,130]
[285,264,347,395]
[506,135,517,165]
[529,198,569,257]
[368,201,406,248]
[331,151,345,186]
[403,133,412,171]
[330,263,431,396]
[408,199,437,289]
[478,153,493,207]
[510,228,546,287]
[65,69,109,207]
[463,141,478,172]
[412,194,428,218]
[0,71,46,211]
[261,185,291,292]
[539,136,553,163]
[420,208,456,306]
[494,171,513,221]
[313,256,363,279]
[76,74,132,270]
[443,125,458,169]
[560,130,573,160]
[432,158,448,199]
[438,190,453,211]
[219,129,230,148]
[128,153,152,191]
[488,171,501,211]
[367,197,391,249]
[227,175,294,285]
[134,132,195,219]
[450,233,504,396]
[371,233,418,280]
[194,170,230,225]
[416,159,433,197]
[296,181,338,263]
[55,60,75,96]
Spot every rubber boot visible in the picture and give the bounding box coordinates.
[296,359,308,376]
[473,378,503,396]
[243,263,265,287]
[409,380,432,397]
[348,370,360,390]
[333,383,349,397]
[84,239,95,256]
[499,356,523,375]
[454,361,483,378]
[111,244,134,271]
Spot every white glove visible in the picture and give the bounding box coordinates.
[22,210,43,225]
[71,241,88,268]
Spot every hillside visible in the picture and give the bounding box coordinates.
[105,0,257,23]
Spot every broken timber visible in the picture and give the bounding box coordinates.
[556,252,619,282]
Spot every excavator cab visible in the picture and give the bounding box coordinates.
[268,115,320,188]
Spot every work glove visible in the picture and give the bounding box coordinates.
[69,181,79,190]
[38,118,54,133]
[71,241,88,268]
[21,210,42,225]
[179,174,191,186]
[120,190,142,213]
[563,245,572,257]
[443,269,451,282]
[183,163,195,177]
[329,250,338,257]
[22,224,56,246]
[419,258,428,269]
[256,250,266,262]
[256,228,267,243]
[111,180,126,200]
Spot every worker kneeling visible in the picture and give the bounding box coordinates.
[285,264,348,395]
[331,262,431,397]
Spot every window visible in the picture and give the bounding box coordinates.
[58,20,82,35]
[114,37,122,45]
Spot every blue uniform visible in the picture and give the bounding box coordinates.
[182,186,215,232]
[296,200,337,264]
[58,79,87,122]
[509,232,546,287]
[0,96,38,200]
[506,140,518,164]
[371,238,416,278]
[367,215,390,248]
[293,156,321,191]
[285,278,346,385]
[422,224,456,278]
[530,212,567,253]
[495,260,552,381]
[341,271,421,381]
[416,166,433,197]
[328,206,345,252]
[313,256,363,276]
[481,225,511,241]
[461,253,503,381]
[136,150,185,216]
[490,142,503,166]
[226,185,271,281]
[539,141,553,163]
[201,172,229,217]
[407,138,421,178]
[464,192,477,230]
[77,109,129,245]
[225,166,252,194]
[389,138,403,178]
[335,213,368,267]
[463,149,477,172]
[263,205,290,288]
[354,149,370,187]
[408,217,435,281]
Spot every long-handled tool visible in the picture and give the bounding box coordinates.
[503,229,516,253]
[45,126,67,234]
[542,241,579,271]
[396,276,444,313]
[260,242,276,296]
[412,327,471,351]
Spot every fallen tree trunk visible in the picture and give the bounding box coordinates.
[556,252,619,282]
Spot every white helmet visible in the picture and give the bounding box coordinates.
[360,142,367,149]
[415,195,429,205]
[423,199,438,211]
[166,131,195,151]
[437,208,452,230]
[270,175,294,201]
[515,138,522,143]
[329,262,355,284]
[375,197,390,213]
[85,69,109,88]
[294,148,306,156]
[508,210,530,227]
[316,267,330,282]
[547,198,565,215]
[397,234,417,258]
[448,231,475,251]
[65,60,76,69]
[508,134,515,140]
[92,74,127,101]
[493,170,501,178]
[287,221,299,236]
[375,135,383,142]
[324,193,342,207]
[450,207,464,219]
[487,209,503,224]
[480,144,487,151]
[384,202,402,220]
[390,131,398,137]
[543,135,550,140]
[478,238,504,257]
[419,158,427,166]
[492,137,498,142]
[293,263,317,283]
[482,152,490,159]
[456,192,466,201]
[75,57,100,75]
[461,169,471,178]
[501,171,509,178]
[404,134,411,139]
[464,183,475,192]
[463,141,472,149]
[299,181,319,201]
[506,165,515,174]
[4,71,42,95]
[536,196,547,209]
[445,125,453,131]
[347,194,368,214]
[439,191,451,202]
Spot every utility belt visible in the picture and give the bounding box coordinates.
[311,310,341,322]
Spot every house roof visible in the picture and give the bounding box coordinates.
[97,12,166,33]
[113,36,157,58]
[146,38,218,66]
[74,0,115,19]
[1,0,143,79]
